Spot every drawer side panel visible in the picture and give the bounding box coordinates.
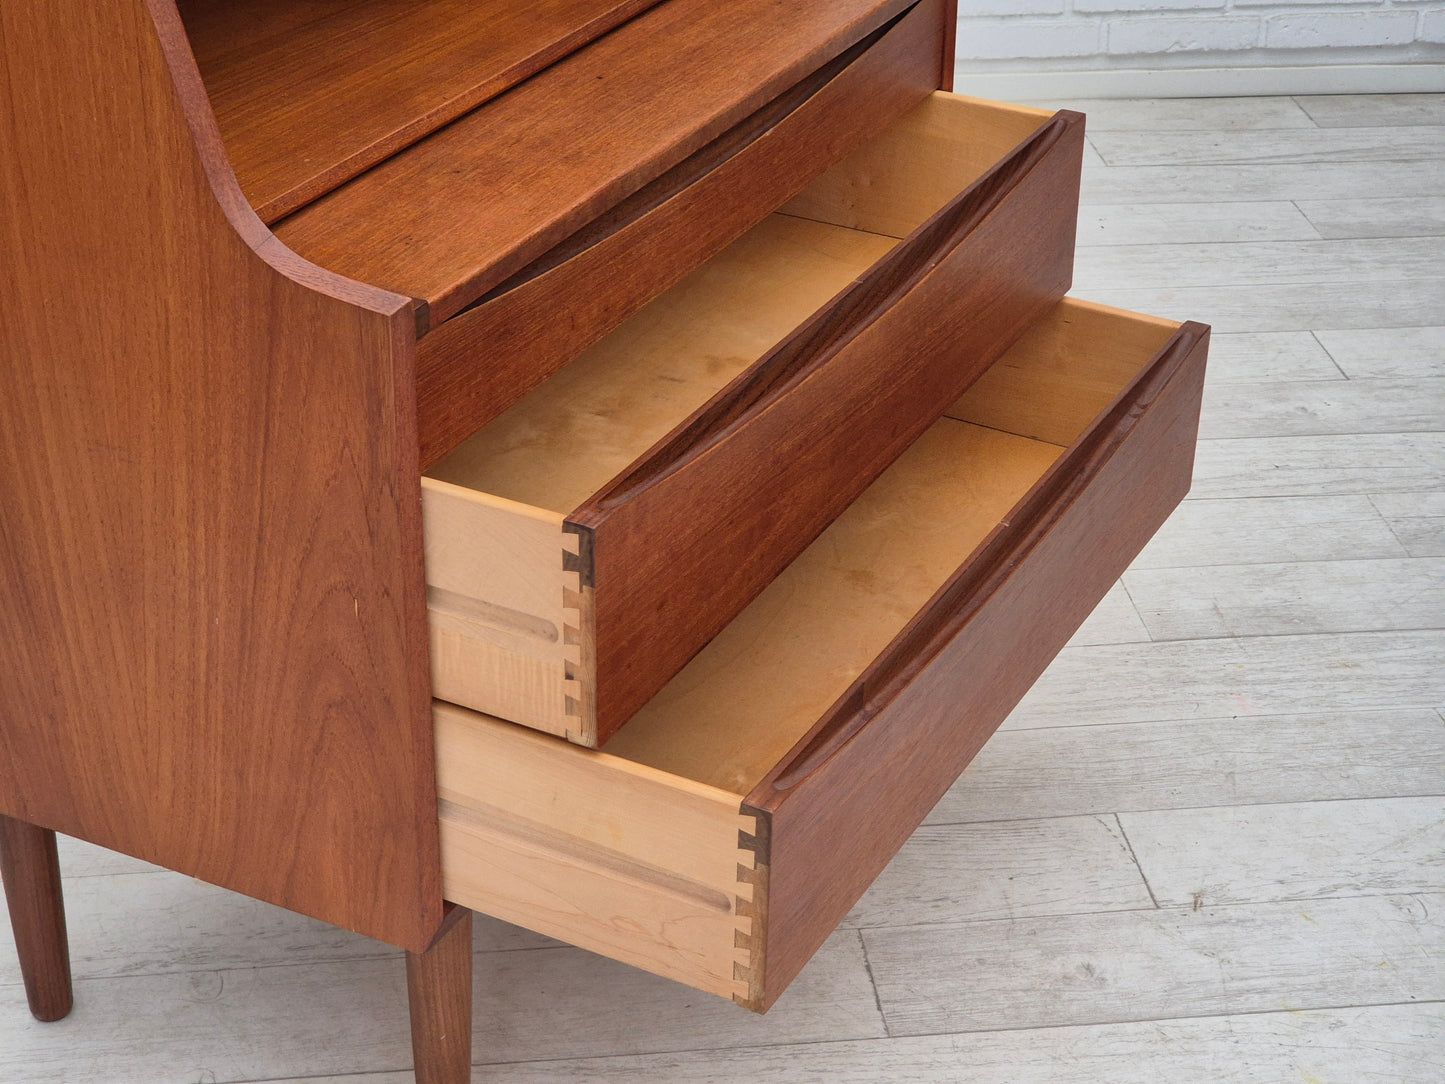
[744,324,1210,1010]
[435,705,756,998]
[422,480,591,741]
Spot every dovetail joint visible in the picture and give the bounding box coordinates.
[732,811,769,1011]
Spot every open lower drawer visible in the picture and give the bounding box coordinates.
[421,91,1085,745]
[434,298,1211,1012]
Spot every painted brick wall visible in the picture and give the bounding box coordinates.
[955,2,1445,72]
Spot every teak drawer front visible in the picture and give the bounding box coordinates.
[435,299,1211,1012]
[423,92,1086,746]
[415,0,946,467]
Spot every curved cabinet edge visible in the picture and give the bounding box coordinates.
[0,0,442,951]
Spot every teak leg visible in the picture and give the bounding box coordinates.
[0,815,74,1022]
[406,904,473,1083]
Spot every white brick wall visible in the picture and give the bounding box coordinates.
[955,2,1445,73]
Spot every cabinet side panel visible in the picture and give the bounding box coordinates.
[0,0,441,950]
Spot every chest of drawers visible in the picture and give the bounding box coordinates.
[0,1,1207,1077]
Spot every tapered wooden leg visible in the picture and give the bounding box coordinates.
[406,904,472,1084]
[0,815,73,1022]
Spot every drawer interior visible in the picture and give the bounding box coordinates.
[436,297,1184,1004]
[603,298,1180,791]
[424,92,1050,513]
[420,92,1060,743]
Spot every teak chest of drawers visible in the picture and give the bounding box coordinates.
[0,1,1209,1078]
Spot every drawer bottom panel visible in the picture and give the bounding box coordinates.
[435,298,1210,1011]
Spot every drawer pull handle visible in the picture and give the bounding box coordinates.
[766,323,1208,793]
[590,111,1075,512]
[450,7,915,327]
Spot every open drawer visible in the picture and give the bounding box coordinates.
[434,298,1211,1012]
[421,91,1086,745]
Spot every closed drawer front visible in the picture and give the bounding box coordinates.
[435,298,1211,1011]
[422,90,1086,745]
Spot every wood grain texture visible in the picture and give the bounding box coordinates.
[406,906,473,1084]
[273,0,918,323]
[413,0,944,467]
[0,0,441,950]
[0,818,72,1022]
[742,320,1209,1010]
[181,0,664,222]
[578,106,1085,741]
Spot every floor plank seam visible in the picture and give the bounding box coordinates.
[877,997,1445,1042]
[855,927,893,1038]
[1133,624,1445,646]
[1113,813,1161,909]
[998,703,1445,736]
[850,888,1445,936]
[1289,198,1329,241]
[1368,494,1428,554]
[925,791,1445,828]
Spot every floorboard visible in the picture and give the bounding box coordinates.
[1080,159,1445,205]
[1198,378,1445,439]
[1297,195,1445,239]
[1314,326,1445,379]
[1079,278,1445,333]
[1294,93,1445,128]
[1369,491,1445,557]
[864,893,1445,1037]
[1089,126,1445,167]
[1134,495,1407,569]
[1201,331,1344,383]
[1005,630,1445,729]
[1190,432,1445,498]
[1123,557,1445,640]
[444,1004,1445,1083]
[842,814,1154,929]
[1040,95,1315,131]
[1076,201,1319,245]
[928,709,1445,824]
[1121,796,1445,907]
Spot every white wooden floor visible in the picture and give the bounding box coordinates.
[4,93,1443,1083]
